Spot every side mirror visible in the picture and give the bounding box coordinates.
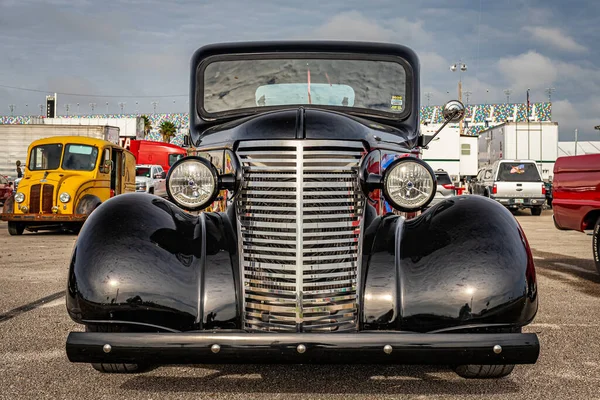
[442,100,466,122]
[420,100,465,149]
[100,160,113,174]
[161,171,167,179]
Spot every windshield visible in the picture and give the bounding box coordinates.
[168,154,184,166]
[202,56,408,117]
[0,175,7,185]
[28,144,63,171]
[61,145,99,171]
[136,167,151,177]
[497,163,541,182]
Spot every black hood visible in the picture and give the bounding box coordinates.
[196,108,414,151]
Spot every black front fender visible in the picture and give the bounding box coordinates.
[66,193,239,332]
[362,195,538,332]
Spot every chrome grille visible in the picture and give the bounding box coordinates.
[236,140,365,332]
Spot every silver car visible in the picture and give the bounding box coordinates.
[429,170,456,207]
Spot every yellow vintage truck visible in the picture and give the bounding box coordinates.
[1,136,135,235]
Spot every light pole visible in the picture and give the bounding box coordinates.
[503,89,512,103]
[545,87,555,103]
[424,92,432,107]
[89,102,96,114]
[8,104,15,116]
[135,101,139,115]
[119,102,126,114]
[106,102,109,114]
[64,104,71,116]
[38,104,43,116]
[76,103,80,115]
[450,61,467,135]
[464,91,472,105]
[151,101,159,114]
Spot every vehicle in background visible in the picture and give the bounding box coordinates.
[135,164,167,197]
[12,177,22,194]
[1,136,135,235]
[128,140,187,173]
[471,160,545,215]
[552,154,600,273]
[0,175,11,205]
[544,181,553,208]
[478,121,558,181]
[0,124,120,180]
[429,169,456,207]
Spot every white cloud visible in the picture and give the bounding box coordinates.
[524,26,587,53]
[497,51,558,91]
[309,11,396,42]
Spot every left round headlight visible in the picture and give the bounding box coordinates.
[59,192,71,203]
[382,158,436,211]
[14,192,25,203]
[166,156,218,211]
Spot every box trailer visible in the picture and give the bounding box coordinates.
[478,122,558,180]
[43,117,144,141]
[459,135,479,180]
[421,124,460,181]
[0,124,119,180]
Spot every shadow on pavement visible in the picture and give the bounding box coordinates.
[120,364,521,395]
[532,249,600,294]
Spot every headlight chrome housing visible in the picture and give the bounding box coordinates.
[14,192,25,203]
[382,157,436,211]
[166,156,219,211]
[59,192,71,203]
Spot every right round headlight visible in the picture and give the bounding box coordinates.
[14,192,25,203]
[166,156,218,211]
[382,158,436,211]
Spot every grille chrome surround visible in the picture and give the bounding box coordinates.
[236,140,366,332]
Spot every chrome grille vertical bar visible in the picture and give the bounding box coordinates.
[295,143,304,328]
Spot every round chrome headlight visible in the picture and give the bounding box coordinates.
[166,156,218,211]
[382,158,436,211]
[59,192,71,203]
[14,192,25,203]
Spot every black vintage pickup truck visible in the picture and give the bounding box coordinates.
[65,41,539,379]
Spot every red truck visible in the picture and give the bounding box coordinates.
[552,154,600,273]
[126,140,187,172]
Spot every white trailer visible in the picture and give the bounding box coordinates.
[421,124,461,181]
[478,122,558,181]
[0,124,119,180]
[459,135,479,179]
[43,117,144,141]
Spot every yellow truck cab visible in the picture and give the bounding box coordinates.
[1,136,135,235]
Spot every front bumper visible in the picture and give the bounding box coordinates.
[491,197,546,207]
[66,331,539,365]
[0,213,88,222]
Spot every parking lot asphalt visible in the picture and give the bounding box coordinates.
[1,209,600,400]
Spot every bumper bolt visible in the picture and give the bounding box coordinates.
[493,345,502,354]
[211,344,221,354]
[297,344,306,354]
[383,345,393,354]
[103,344,112,353]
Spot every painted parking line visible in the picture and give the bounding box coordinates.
[0,291,65,323]
[553,262,594,274]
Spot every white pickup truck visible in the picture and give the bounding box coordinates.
[471,160,546,215]
[135,164,167,197]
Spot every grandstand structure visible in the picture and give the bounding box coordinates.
[0,102,551,145]
[420,102,552,136]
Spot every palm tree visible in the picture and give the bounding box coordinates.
[141,115,152,136]
[159,120,177,143]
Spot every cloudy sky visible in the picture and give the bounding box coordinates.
[0,0,598,140]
